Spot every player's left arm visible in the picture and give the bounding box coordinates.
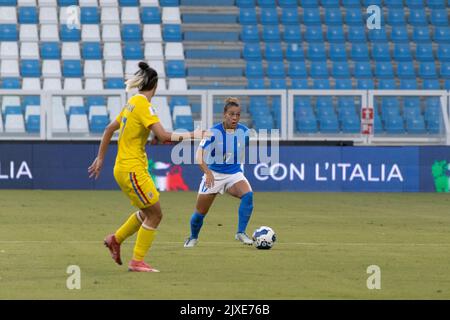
[88,120,120,179]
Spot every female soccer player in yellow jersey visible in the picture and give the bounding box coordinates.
[88,61,203,272]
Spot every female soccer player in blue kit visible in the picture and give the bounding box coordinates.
[184,97,254,247]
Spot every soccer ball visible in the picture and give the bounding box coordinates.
[252,226,276,250]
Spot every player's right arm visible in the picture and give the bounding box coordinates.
[149,122,205,143]
[88,119,120,179]
[196,147,214,188]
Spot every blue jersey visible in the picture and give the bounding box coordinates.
[200,123,250,174]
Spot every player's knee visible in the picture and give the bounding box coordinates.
[241,192,253,210]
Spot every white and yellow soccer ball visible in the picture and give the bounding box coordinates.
[252,226,276,250]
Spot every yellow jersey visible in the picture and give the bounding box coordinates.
[114,94,160,172]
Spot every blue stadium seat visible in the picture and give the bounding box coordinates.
[393,43,412,61]
[1,78,20,88]
[412,26,431,43]
[406,116,426,134]
[60,25,81,42]
[86,97,106,108]
[296,116,318,134]
[342,116,360,134]
[167,60,186,78]
[82,42,102,59]
[119,0,139,6]
[265,42,283,60]
[351,43,370,61]
[236,0,256,7]
[430,9,449,26]
[299,0,319,8]
[58,0,77,5]
[241,25,259,42]
[90,115,109,133]
[422,79,441,89]
[160,0,180,6]
[406,0,425,8]
[26,115,40,133]
[63,60,82,77]
[332,62,350,78]
[390,26,409,43]
[303,8,321,25]
[141,7,161,24]
[335,79,353,89]
[375,62,394,78]
[419,61,438,79]
[41,42,61,59]
[329,43,347,61]
[105,78,125,89]
[0,24,18,41]
[387,8,406,25]
[308,43,326,61]
[316,97,334,117]
[260,8,278,25]
[267,61,285,78]
[22,96,40,107]
[345,8,363,25]
[258,0,276,7]
[283,25,301,42]
[321,0,340,7]
[374,112,383,133]
[347,26,367,43]
[123,42,143,60]
[313,79,330,89]
[246,61,264,77]
[291,78,309,89]
[21,60,41,77]
[286,43,304,61]
[262,25,280,42]
[310,61,328,78]
[408,9,428,25]
[363,0,382,7]
[337,97,355,111]
[243,43,262,60]
[0,0,16,4]
[239,8,257,24]
[325,8,342,25]
[433,27,450,43]
[326,26,345,43]
[342,0,362,7]
[288,61,307,78]
[19,7,38,24]
[81,7,99,24]
[416,43,434,61]
[319,116,339,133]
[378,79,397,89]
[441,62,450,78]
[281,8,299,25]
[122,25,141,42]
[354,61,373,78]
[385,0,405,7]
[397,61,416,78]
[357,78,375,89]
[400,79,418,90]
[305,26,324,42]
[437,44,450,61]
[372,43,391,61]
[163,24,182,42]
[247,78,265,89]
[427,0,447,9]
[368,28,388,42]
[175,116,194,131]
[279,0,297,7]
[270,78,287,89]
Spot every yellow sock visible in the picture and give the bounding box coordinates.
[132,225,157,261]
[114,211,143,244]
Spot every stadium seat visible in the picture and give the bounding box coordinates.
[400,79,418,90]
[241,25,259,42]
[141,7,161,24]
[81,7,100,24]
[148,43,165,60]
[437,44,450,62]
[354,61,373,78]
[303,8,321,25]
[422,79,441,89]
[310,61,328,78]
[332,62,350,78]
[63,60,83,77]
[416,43,435,61]
[347,26,366,43]
[291,78,309,89]
[20,60,40,77]
[357,78,375,89]
[351,43,369,61]
[267,61,285,78]
[375,62,394,78]
[123,42,143,60]
[265,43,283,61]
[82,42,102,60]
[393,43,412,61]
[305,26,323,42]
[325,8,342,25]
[247,78,265,89]
[372,43,391,61]
[313,79,330,89]
[262,25,281,42]
[283,25,301,42]
[286,43,304,61]
[433,27,450,43]
[326,26,345,43]
[308,43,326,61]
[335,78,353,89]
[246,61,264,78]
[419,62,438,79]
[167,60,186,78]
[281,8,299,25]
[409,9,428,25]
[387,8,406,25]
[397,61,416,79]
[378,79,397,90]
[430,9,449,26]
[368,28,388,42]
[60,25,81,42]
[412,26,431,43]
[121,25,142,42]
[18,7,38,24]
[239,8,257,25]
[391,26,409,43]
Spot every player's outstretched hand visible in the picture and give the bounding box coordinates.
[88,157,103,180]
[193,128,212,140]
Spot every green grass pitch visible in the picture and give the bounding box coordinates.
[1,190,450,299]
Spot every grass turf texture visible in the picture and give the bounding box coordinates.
[0,190,450,299]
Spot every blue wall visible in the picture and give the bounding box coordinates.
[0,143,449,192]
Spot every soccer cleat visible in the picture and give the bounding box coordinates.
[235,232,254,245]
[103,234,122,265]
[184,237,198,248]
[128,260,160,272]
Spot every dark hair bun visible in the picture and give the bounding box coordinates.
[138,61,150,71]
[225,97,240,106]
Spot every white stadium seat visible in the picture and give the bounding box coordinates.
[148,60,165,78]
[151,97,173,131]
[25,105,40,120]
[156,79,167,93]
[107,96,122,121]
[145,43,164,60]
[0,42,18,59]
[2,96,21,114]
[39,7,58,24]
[22,78,41,90]
[62,43,81,60]
[63,78,83,90]
[43,78,62,90]
[104,60,123,78]
[20,42,40,59]
[85,78,104,90]
[172,105,192,122]
[38,0,57,6]
[1,60,20,77]
[165,43,184,60]
[140,0,159,5]
[42,60,61,77]
[125,60,140,76]
[81,25,101,42]
[69,114,89,133]
[99,0,118,7]
[103,42,122,60]
[162,7,181,24]
[143,25,162,42]
[121,7,140,24]
[89,105,108,121]
[40,25,59,41]
[65,96,84,113]
[5,114,25,133]
[0,7,17,24]
[52,104,68,133]
[84,60,103,78]
[102,24,121,42]
[169,78,187,91]
[101,8,120,24]
[0,113,3,132]
[18,0,37,6]
[80,0,98,6]
[20,25,39,41]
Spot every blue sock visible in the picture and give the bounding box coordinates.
[238,192,253,234]
[190,212,205,239]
